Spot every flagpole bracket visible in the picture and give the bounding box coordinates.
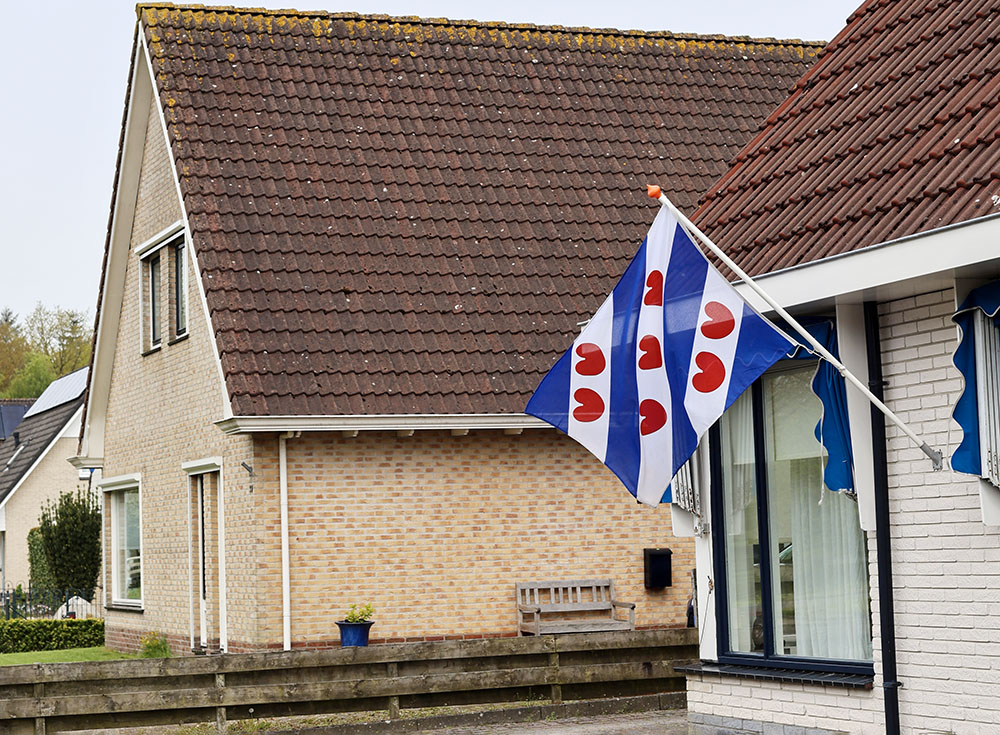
[921,443,944,471]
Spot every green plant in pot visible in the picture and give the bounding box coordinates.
[337,603,375,647]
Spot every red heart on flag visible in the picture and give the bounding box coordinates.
[644,270,664,306]
[701,301,735,340]
[639,399,667,435]
[638,335,662,370]
[573,388,605,423]
[691,351,726,393]
[574,343,606,376]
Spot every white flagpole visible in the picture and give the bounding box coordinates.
[648,184,944,471]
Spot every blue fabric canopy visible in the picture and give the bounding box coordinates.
[783,318,855,493]
[951,280,1000,475]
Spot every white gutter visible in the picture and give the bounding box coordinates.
[279,432,295,650]
[217,414,549,435]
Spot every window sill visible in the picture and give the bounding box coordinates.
[168,332,189,346]
[676,661,874,689]
[106,603,144,613]
[141,345,162,357]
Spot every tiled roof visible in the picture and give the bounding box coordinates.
[694,0,1000,277]
[0,396,83,505]
[139,4,821,416]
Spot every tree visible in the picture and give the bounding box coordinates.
[24,304,92,377]
[0,309,29,395]
[27,527,56,590]
[38,488,101,599]
[2,351,56,399]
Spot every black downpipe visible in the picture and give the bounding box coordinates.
[864,301,901,735]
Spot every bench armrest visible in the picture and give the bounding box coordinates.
[611,600,636,610]
[518,604,542,613]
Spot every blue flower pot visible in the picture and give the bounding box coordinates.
[337,620,374,647]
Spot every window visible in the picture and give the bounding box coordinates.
[712,362,871,669]
[110,485,142,605]
[138,223,187,352]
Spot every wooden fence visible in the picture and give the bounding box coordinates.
[0,628,697,734]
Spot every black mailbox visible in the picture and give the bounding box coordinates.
[643,548,672,589]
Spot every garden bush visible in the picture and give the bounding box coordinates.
[0,619,104,653]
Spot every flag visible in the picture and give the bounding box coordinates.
[526,206,794,506]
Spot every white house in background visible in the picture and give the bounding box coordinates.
[669,1,1000,734]
[0,368,88,590]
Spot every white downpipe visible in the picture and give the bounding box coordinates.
[279,432,292,651]
[187,479,194,651]
[217,466,228,652]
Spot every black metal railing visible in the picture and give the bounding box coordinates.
[1,586,100,620]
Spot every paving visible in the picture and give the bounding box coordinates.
[404,710,690,735]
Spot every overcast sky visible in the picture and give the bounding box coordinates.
[0,0,861,321]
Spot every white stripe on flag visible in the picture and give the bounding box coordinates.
[635,211,676,506]
[683,265,746,438]
[568,295,614,462]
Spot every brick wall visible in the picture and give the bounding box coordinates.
[247,430,694,648]
[687,287,1000,734]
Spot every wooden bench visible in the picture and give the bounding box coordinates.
[516,579,636,635]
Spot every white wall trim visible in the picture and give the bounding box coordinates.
[181,457,223,475]
[98,472,142,491]
[140,25,233,421]
[0,406,84,512]
[135,220,184,259]
[216,413,551,434]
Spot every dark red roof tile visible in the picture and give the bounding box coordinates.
[140,4,820,416]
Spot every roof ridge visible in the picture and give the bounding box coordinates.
[136,3,826,48]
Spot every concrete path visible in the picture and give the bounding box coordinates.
[403,710,690,735]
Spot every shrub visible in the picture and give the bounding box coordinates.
[27,527,55,590]
[343,603,374,623]
[0,619,104,653]
[38,488,101,600]
[139,631,171,658]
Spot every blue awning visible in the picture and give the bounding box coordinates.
[951,280,1000,476]
[783,318,854,494]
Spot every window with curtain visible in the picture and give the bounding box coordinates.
[713,361,872,668]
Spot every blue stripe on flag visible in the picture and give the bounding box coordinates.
[524,349,571,434]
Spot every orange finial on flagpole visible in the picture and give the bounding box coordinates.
[647,184,662,199]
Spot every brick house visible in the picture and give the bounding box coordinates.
[671,1,1000,733]
[0,368,87,591]
[75,4,821,654]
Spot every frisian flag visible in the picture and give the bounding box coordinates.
[525,206,794,506]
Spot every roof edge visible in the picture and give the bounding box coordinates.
[216,414,552,434]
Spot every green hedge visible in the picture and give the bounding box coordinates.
[0,619,104,653]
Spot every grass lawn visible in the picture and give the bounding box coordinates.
[0,647,136,666]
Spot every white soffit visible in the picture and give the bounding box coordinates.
[216,414,550,434]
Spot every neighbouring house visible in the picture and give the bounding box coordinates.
[0,368,88,591]
[75,3,822,654]
[670,1,1000,733]
[0,400,33,441]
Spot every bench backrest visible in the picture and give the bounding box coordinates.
[516,579,617,612]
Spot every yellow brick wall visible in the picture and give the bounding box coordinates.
[250,431,695,646]
[2,436,85,588]
[101,95,255,653]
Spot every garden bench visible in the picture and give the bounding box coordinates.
[516,579,635,635]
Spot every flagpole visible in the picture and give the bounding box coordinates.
[647,184,944,471]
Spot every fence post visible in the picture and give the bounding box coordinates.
[386,662,400,719]
[215,673,227,733]
[549,651,562,704]
[33,679,46,735]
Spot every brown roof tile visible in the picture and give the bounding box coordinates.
[139,4,820,416]
[694,0,1000,276]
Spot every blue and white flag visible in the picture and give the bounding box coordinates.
[526,206,793,506]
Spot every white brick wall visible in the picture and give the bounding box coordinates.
[688,287,1000,734]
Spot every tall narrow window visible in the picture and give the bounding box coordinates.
[174,239,187,337]
[111,486,142,604]
[149,253,161,347]
[713,362,871,667]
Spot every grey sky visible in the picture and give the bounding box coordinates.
[0,0,860,321]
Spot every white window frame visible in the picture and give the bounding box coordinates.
[99,473,143,608]
[137,221,186,352]
[973,309,1000,488]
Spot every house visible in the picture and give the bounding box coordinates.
[671,0,1000,733]
[75,3,821,654]
[0,400,33,441]
[0,368,88,591]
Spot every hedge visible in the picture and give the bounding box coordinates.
[0,619,104,653]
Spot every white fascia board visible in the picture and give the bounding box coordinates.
[734,213,1000,312]
[140,26,234,422]
[135,221,184,259]
[82,28,152,462]
[98,472,142,491]
[216,414,552,434]
[68,456,104,470]
[0,407,84,513]
[181,457,223,475]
